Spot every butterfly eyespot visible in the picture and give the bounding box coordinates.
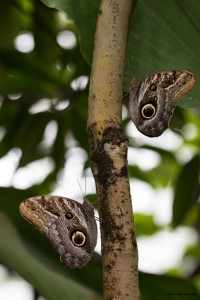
[65,212,73,219]
[71,231,86,247]
[31,206,36,211]
[141,104,156,119]
[149,84,157,91]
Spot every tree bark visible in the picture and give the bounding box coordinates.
[87,0,140,299]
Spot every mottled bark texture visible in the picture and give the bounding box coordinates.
[87,1,140,299]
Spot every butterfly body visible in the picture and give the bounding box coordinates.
[129,70,196,137]
[19,195,97,268]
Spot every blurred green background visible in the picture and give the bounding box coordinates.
[0,0,200,299]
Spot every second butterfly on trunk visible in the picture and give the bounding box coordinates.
[129,70,196,137]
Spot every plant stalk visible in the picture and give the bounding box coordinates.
[87,0,140,299]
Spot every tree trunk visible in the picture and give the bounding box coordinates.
[87,0,140,299]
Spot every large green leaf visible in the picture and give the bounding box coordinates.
[41,0,200,108]
[140,272,200,300]
[41,0,99,64]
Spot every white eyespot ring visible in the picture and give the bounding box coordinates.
[141,103,156,119]
[71,231,86,247]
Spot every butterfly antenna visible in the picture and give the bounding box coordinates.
[121,91,129,102]
[129,55,136,78]
[77,179,85,200]
[84,176,87,199]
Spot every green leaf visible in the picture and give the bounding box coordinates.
[140,272,200,300]
[41,0,100,64]
[0,213,102,300]
[134,213,161,236]
[185,243,200,261]
[41,0,200,108]
[173,155,200,227]
[0,50,73,93]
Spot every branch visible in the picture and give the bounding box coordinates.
[87,1,140,299]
